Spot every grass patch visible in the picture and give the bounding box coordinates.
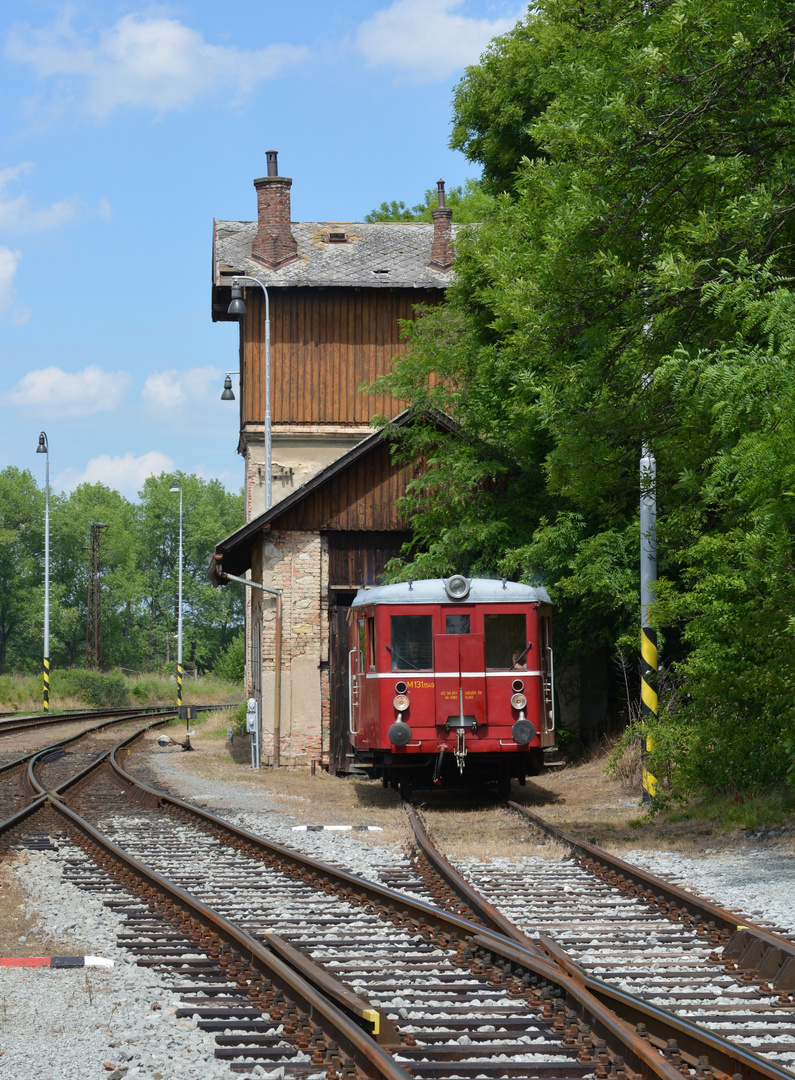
[0,670,243,714]
[683,789,795,831]
[627,786,795,836]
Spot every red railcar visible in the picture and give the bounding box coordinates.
[347,577,557,796]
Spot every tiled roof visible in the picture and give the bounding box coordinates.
[213,220,460,290]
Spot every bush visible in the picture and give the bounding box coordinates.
[52,669,131,708]
[215,633,245,684]
[233,701,248,736]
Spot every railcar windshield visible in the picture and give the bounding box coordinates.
[445,613,470,634]
[484,613,528,669]
[390,615,433,671]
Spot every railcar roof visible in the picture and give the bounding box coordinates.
[352,579,552,607]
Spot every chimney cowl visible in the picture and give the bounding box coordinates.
[429,179,454,272]
[251,150,299,270]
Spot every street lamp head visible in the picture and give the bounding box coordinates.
[169,477,181,493]
[221,374,235,401]
[227,280,247,316]
[36,431,48,454]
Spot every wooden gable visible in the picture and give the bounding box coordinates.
[271,436,418,532]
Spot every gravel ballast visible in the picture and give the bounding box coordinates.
[4,748,794,1079]
[0,846,238,1080]
[143,755,795,941]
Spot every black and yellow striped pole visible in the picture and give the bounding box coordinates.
[36,432,50,712]
[42,655,50,712]
[640,444,658,802]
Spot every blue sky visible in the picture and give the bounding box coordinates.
[0,0,523,499]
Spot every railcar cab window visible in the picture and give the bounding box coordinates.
[445,614,470,635]
[484,613,528,669]
[389,615,433,671]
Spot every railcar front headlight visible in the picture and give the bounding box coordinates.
[510,692,527,710]
[393,694,410,712]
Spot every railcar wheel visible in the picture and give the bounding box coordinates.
[399,778,412,800]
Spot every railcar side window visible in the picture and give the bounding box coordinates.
[445,614,470,635]
[367,617,376,671]
[389,615,433,671]
[358,619,366,671]
[484,613,528,669]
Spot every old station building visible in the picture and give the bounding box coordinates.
[212,152,457,764]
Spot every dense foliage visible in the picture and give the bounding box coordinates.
[0,470,244,677]
[374,0,795,793]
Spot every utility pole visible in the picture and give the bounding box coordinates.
[640,444,658,803]
[86,522,109,669]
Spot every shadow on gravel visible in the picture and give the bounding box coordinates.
[348,777,565,815]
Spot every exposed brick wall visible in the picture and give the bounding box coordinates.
[429,205,454,271]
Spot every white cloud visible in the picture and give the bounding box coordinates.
[142,365,222,415]
[60,450,175,497]
[7,12,310,117]
[4,364,132,416]
[0,163,79,233]
[0,246,31,324]
[357,0,521,80]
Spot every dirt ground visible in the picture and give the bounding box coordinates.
[150,712,795,858]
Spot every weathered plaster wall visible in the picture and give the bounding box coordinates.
[257,528,328,764]
[243,428,370,521]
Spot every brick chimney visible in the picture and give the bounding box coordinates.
[251,150,299,270]
[428,179,454,272]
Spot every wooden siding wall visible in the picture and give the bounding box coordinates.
[241,287,441,426]
[272,439,420,532]
[327,531,412,588]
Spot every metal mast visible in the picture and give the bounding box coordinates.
[86,522,109,669]
[640,444,658,802]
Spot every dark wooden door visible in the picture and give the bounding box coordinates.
[329,602,354,775]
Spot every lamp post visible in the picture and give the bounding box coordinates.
[223,278,279,764]
[169,477,183,714]
[226,277,273,510]
[36,432,50,711]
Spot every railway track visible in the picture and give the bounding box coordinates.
[0,710,179,820]
[403,805,795,1073]
[0,705,181,739]
[1,724,793,1080]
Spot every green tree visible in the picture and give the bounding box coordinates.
[135,474,244,673]
[52,483,141,668]
[375,0,795,790]
[0,467,43,673]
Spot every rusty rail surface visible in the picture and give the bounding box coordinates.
[3,731,792,1080]
[47,797,412,1080]
[508,800,795,993]
[407,802,795,1080]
